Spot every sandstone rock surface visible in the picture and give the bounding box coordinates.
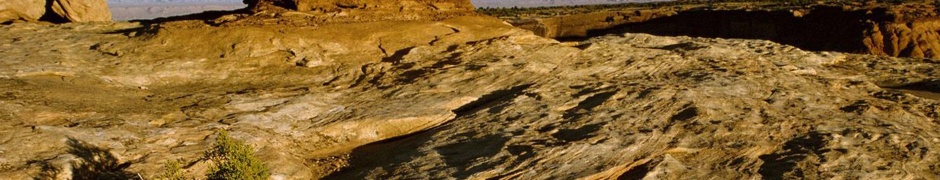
[0,0,46,23]
[0,8,939,180]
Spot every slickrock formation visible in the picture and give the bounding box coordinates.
[0,0,111,23]
[0,14,534,179]
[0,1,939,180]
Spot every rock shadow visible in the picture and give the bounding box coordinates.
[563,91,617,119]
[552,123,604,142]
[435,134,511,179]
[101,24,162,37]
[37,0,69,23]
[883,79,940,100]
[131,8,252,26]
[453,84,533,117]
[35,138,137,180]
[758,132,829,180]
[328,85,534,179]
[616,157,663,180]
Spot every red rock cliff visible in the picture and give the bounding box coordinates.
[865,17,940,58]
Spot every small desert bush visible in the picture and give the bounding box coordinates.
[158,160,187,180]
[204,130,270,180]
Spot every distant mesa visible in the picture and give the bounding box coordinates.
[1,0,477,23]
[177,0,480,26]
[250,0,473,12]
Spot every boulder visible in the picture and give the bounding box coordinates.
[0,0,46,23]
[49,0,112,22]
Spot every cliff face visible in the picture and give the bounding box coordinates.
[865,18,940,58]
[510,3,940,59]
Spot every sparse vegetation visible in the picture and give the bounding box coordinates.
[204,130,270,180]
[154,130,269,180]
[158,160,188,180]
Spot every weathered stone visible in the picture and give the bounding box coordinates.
[0,0,46,23]
[49,0,112,22]
[2,16,940,179]
[1,2,939,180]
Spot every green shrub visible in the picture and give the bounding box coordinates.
[158,160,187,180]
[204,130,270,180]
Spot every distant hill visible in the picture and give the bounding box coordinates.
[107,0,669,7]
[108,0,243,6]
[106,0,670,20]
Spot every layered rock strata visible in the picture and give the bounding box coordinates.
[1,16,939,179]
[0,1,938,180]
